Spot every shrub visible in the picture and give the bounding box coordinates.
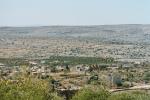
[0,77,62,100]
[72,87,110,100]
[143,72,150,82]
[122,81,132,88]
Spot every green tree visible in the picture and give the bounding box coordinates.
[0,76,62,100]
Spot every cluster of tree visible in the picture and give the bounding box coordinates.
[0,58,29,67]
[44,56,115,66]
[0,76,62,100]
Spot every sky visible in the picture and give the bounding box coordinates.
[0,0,150,26]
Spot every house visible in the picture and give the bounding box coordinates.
[76,65,83,72]
[55,66,65,72]
[122,63,134,68]
[29,61,38,65]
[76,65,89,72]
[134,61,141,65]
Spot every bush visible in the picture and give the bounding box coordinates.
[143,72,150,82]
[122,81,132,88]
[72,87,110,100]
[0,77,62,100]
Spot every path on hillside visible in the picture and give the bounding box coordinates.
[110,84,150,92]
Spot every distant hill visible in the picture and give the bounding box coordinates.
[0,24,150,44]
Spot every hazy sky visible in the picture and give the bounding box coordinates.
[0,0,150,26]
